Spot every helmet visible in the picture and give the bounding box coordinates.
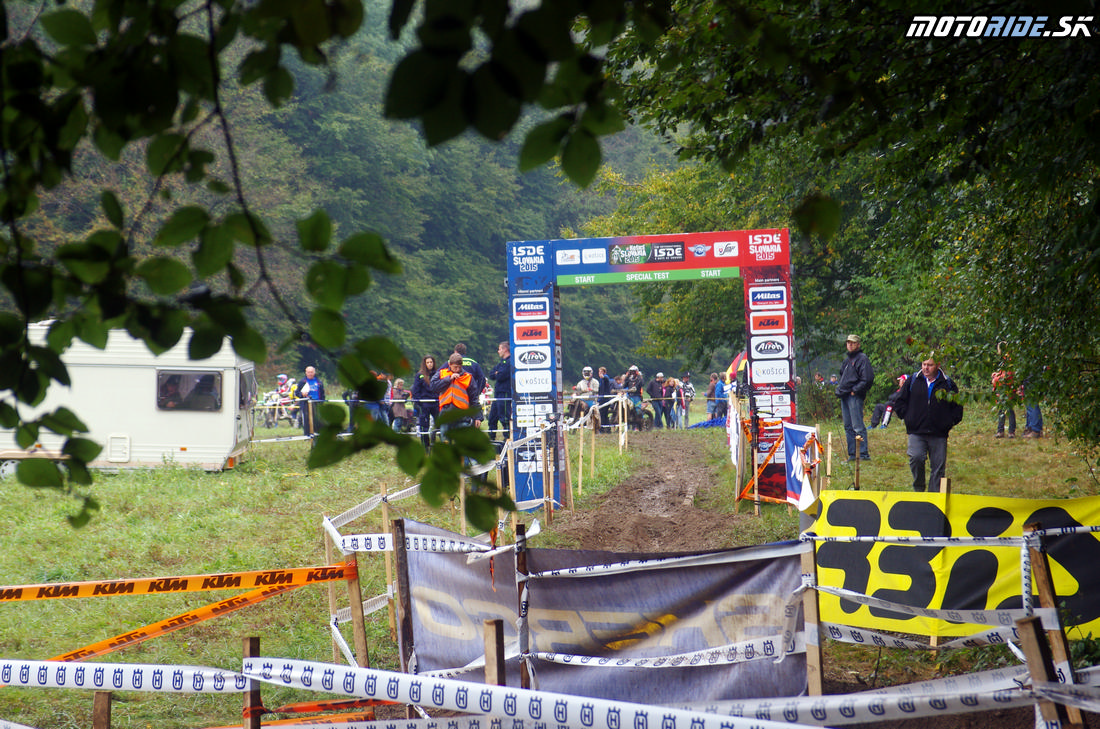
[582,366,593,376]
[277,374,288,384]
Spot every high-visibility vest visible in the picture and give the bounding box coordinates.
[439,370,473,409]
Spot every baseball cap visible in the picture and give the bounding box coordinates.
[846,334,861,344]
[684,372,691,379]
[656,372,665,378]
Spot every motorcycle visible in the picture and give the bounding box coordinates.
[258,386,301,428]
[604,396,654,432]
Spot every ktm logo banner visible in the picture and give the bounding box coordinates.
[815,491,1100,636]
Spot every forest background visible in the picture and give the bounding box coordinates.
[3,0,1099,522]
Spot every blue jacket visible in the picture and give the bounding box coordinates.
[488,358,511,398]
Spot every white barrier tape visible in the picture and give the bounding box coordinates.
[514,497,561,511]
[0,660,247,693]
[250,434,315,444]
[467,521,540,565]
[1033,680,1100,714]
[532,632,804,669]
[330,621,358,666]
[528,540,808,580]
[340,533,398,554]
[678,683,1035,726]
[815,584,1059,628]
[241,657,821,729]
[404,535,492,554]
[331,485,420,529]
[807,533,1025,547]
[821,621,1023,651]
[0,720,37,729]
[333,592,391,627]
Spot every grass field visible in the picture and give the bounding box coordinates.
[0,413,1095,727]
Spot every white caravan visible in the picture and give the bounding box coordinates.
[0,324,258,473]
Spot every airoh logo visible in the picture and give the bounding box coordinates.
[518,350,548,366]
[754,340,785,356]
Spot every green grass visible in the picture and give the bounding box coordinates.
[0,415,1096,726]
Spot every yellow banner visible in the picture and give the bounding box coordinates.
[815,491,1100,637]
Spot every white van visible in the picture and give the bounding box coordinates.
[0,324,257,473]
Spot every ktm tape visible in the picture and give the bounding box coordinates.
[0,563,349,603]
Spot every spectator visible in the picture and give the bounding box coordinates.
[412,355,440,451]
[713,373,729,420]
[991,349,1018,438]
[294,366,325,436]
[836,334,874,461]
[893,352,964,492]
[597,366,614,432]
[681,373,696,427]
[646,372,668,428]
[454,342,486,397]
[665,376,686,428]
[705,372,719,420]
[487,341,511,441]
[390,378,411,432]
[870,375,908,428]
[431,353,483,438]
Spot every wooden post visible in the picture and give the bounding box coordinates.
[344,554,371,668]
[323,529,341,663]
[588,419,595,482]
[752,438,761,517]
[540,429,553,524]
[814,425,823,501]
[561,426,574,510]
[853,435,861,490]
[380,482,397,642]
[243,636,263,729]
[826,432,832,478]
[92,692,112,729]
[801,546,824,696]
[506,440,518,536]
[1016,616,1079,727]
[391,519,417,718]
[575,417,584,496]
[1025,522,1084,726]
[484,619,506,686]
[515,524,530,690]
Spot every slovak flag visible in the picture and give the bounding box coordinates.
[783,422,819,512]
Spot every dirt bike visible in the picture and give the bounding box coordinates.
[566,395,601,430]
[259,389,300,428]
[605,397,654,432]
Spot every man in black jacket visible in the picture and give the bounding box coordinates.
[836,334,874,461]
[893,352,964,492]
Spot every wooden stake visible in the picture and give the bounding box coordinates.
[540,430,553,524]
[588,418,595,482]
[575,416,584,496]
[506,440,517,536]
[1025,522,1084,726]
[92,692,112,729]
[801,546,824,696]
[380,482,397,642]
[516,524,530,690]
[243,636,262,729]
[853,435,861,491]
[484,619,506,686]
[391,519,417,719]
[323,528,340,664]
[1016,616,1079,727]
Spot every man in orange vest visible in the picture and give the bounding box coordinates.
[430,353,483,438]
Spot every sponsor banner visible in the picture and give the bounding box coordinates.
[751,335,791,360]
[515,371,553,394]
[751,359,792,384]
[815,491,1100,637]
[403,520,804,704]
[749,311,789,334]
[747,286,787,310]
[557,267,739,286]
[512,322,550,345]
[0,659,248,694]
[513,346,551,369]
[0,565,347,603]
[512,297,550,320]
[783,423,818,512]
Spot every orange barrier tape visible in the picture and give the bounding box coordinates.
[271,697,394,713]
[0,564,349,603]
[257,712,380,726]
[51,583,303,662]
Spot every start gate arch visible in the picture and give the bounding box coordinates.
[505,229,795,507]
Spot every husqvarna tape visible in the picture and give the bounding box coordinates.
[1032,680,1100,714]
[820,621,1023,652]
[0,563,349,603]
[242,657,821,729]
[531,631,805,669]
[0,719,36,729]
[331,485,420,529]
[808,533,1025,547]
[0,660,247,693]
[814,583,1058,628]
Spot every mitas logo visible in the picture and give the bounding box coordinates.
[512,296,550,319]
[748,286,787,310]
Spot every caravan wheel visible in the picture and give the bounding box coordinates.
[0,460,17,479]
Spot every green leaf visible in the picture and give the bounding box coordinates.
[263,67,295,107]
[792,193,842,240]
[310,308,347,348]
[156,206,209,247]
[470,64,522,140]
[239,46,280,86]
[291,0,332,46]
[307,430,353,469]
[136,257,192,295]
[57,242,111,284]
[41,9,97,47]
[17,459,64,489]
[520,117,571,171]
[230,326,267,364]
[306,260,350,309]
[192,224,234,277]
[62,437,102,463]
[146,133,187,177]
[101,191,124,228]
[297,210,332,252]
[561,129,601,187]
[579,101,626,136]
[396,438,426,476]
[338,232,401,274]
[188,322,225,360]
[465,492,501,533]
[389,0,415,38]
[385,50,452,119]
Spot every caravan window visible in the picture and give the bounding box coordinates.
[239,369,257,409]
[158,371,222,411]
